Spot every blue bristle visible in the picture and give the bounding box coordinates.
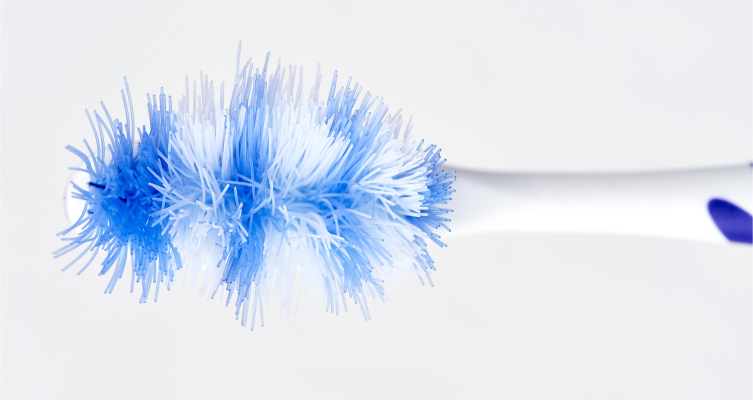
[57,51,455,329]
[55,80,180,302]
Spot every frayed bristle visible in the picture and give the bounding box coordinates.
[57,50,455,329]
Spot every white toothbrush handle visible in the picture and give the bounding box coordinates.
[448,165,753,244]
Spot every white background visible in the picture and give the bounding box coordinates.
[2,0,752,399]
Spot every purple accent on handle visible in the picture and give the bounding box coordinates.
[708,198,752,244]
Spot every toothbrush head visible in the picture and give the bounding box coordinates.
[56,52,455,329]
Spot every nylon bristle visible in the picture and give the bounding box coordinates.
[56,51,455,329]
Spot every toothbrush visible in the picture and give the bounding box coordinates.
[57,49,751,330]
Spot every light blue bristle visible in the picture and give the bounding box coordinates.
[57,51,455,329]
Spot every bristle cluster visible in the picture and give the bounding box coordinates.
[56,52,455,329]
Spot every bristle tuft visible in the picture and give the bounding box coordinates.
[57,53,455,329]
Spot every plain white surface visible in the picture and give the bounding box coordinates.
[2,1,752,399]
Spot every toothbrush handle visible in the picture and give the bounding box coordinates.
[448,165,753,244]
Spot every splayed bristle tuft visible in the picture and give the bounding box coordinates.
[57,51,455,329]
